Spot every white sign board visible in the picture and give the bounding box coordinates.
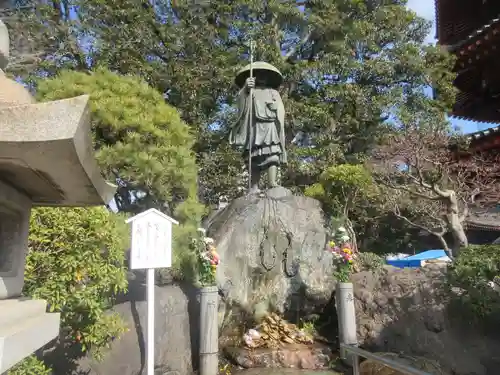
[125,208,179,375]
[126,208,179,270]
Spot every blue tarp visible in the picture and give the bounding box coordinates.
[386,249,448,268]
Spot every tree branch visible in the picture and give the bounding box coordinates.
[284,30,312,61]
[270,12,282,58]
[379,179,442,200]
[392,204,451,256]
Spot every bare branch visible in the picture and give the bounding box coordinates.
[393,204,445,237]
[392,204,452,257]
[369,124,500,256]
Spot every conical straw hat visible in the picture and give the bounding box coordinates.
[235,61,283,89]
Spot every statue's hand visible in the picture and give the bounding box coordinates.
[246,77,256,89]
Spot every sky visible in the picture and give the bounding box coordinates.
[407,0,492,134]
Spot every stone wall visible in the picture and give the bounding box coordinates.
[352,265,500,375]
[47,273,200,375]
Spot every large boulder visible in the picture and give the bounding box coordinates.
[206,187,335,321]
[352,265,500,375]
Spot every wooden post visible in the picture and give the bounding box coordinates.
[336,282,358,365]
[199,286,219,375]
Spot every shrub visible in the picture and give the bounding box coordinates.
[447,244,500,327]
[305,164,377,216]
[24,207,128,362]
[157,223,199,283]
[8,355,51,375]
[356,252,385,274]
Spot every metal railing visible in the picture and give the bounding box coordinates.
[340,343,432,375]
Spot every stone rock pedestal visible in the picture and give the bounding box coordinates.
[0,299,60,373]
[206,187,335,321]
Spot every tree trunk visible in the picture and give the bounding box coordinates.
[449,216,468,257]
[446,191,468,258]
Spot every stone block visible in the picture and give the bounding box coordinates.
[0,299,60,373]
[0,21,117,374]
[0,96,116,206]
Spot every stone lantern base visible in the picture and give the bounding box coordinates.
[0,299,60,373]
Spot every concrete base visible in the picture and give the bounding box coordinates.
[0,298,60,373]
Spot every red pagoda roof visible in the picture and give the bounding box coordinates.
[435,0,500,47]
[435,0,500,123]
[466,125,500,141]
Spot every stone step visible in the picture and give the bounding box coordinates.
[0,298,48,327]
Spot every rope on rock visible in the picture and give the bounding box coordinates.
[258,194,298,277]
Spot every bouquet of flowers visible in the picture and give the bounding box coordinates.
[327,226,355,282]
[192,228,220,287]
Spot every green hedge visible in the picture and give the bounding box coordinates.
[447,244,500,327]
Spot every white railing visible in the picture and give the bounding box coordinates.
[340,343,432,375]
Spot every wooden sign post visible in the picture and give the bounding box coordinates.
[126,209,179,375]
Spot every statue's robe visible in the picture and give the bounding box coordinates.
[229,86,287,168]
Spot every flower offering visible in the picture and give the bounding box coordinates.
[327,226,356,282]
[192,228,220,286]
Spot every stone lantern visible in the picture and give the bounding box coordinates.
[0,21,116,372]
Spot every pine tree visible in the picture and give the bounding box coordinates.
[36,68,205,220]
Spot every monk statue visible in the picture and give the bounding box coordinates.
[230,61,287,194]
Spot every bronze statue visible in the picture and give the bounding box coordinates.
[230,61,287,194]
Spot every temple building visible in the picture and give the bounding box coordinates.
[435,0,500,241]
[461,127,500,243]
[435,0,500,123]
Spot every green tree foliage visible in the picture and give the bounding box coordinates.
[35,68,205,220]
[10,0,456,206]
[305,164,380,252]
[305,163,425,254]
[26,208,129,355]
[36,67,204,276]
[447,244,500,329]
[305,164,377,216]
